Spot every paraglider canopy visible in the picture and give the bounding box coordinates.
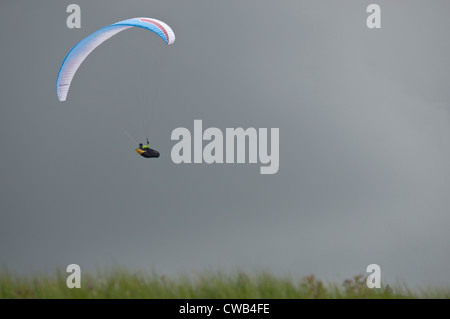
[56,17,175,101]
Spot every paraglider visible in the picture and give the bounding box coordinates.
[56,17,175,159]
[136,139,160,158]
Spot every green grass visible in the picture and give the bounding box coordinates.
[0,268,448,299]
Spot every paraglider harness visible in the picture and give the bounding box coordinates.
[136,138,160,158]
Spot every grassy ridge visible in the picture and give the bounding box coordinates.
[0,268,448,299]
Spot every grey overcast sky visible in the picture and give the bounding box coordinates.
[1,1,450,288]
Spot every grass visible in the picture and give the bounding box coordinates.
[0,267,448,299]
